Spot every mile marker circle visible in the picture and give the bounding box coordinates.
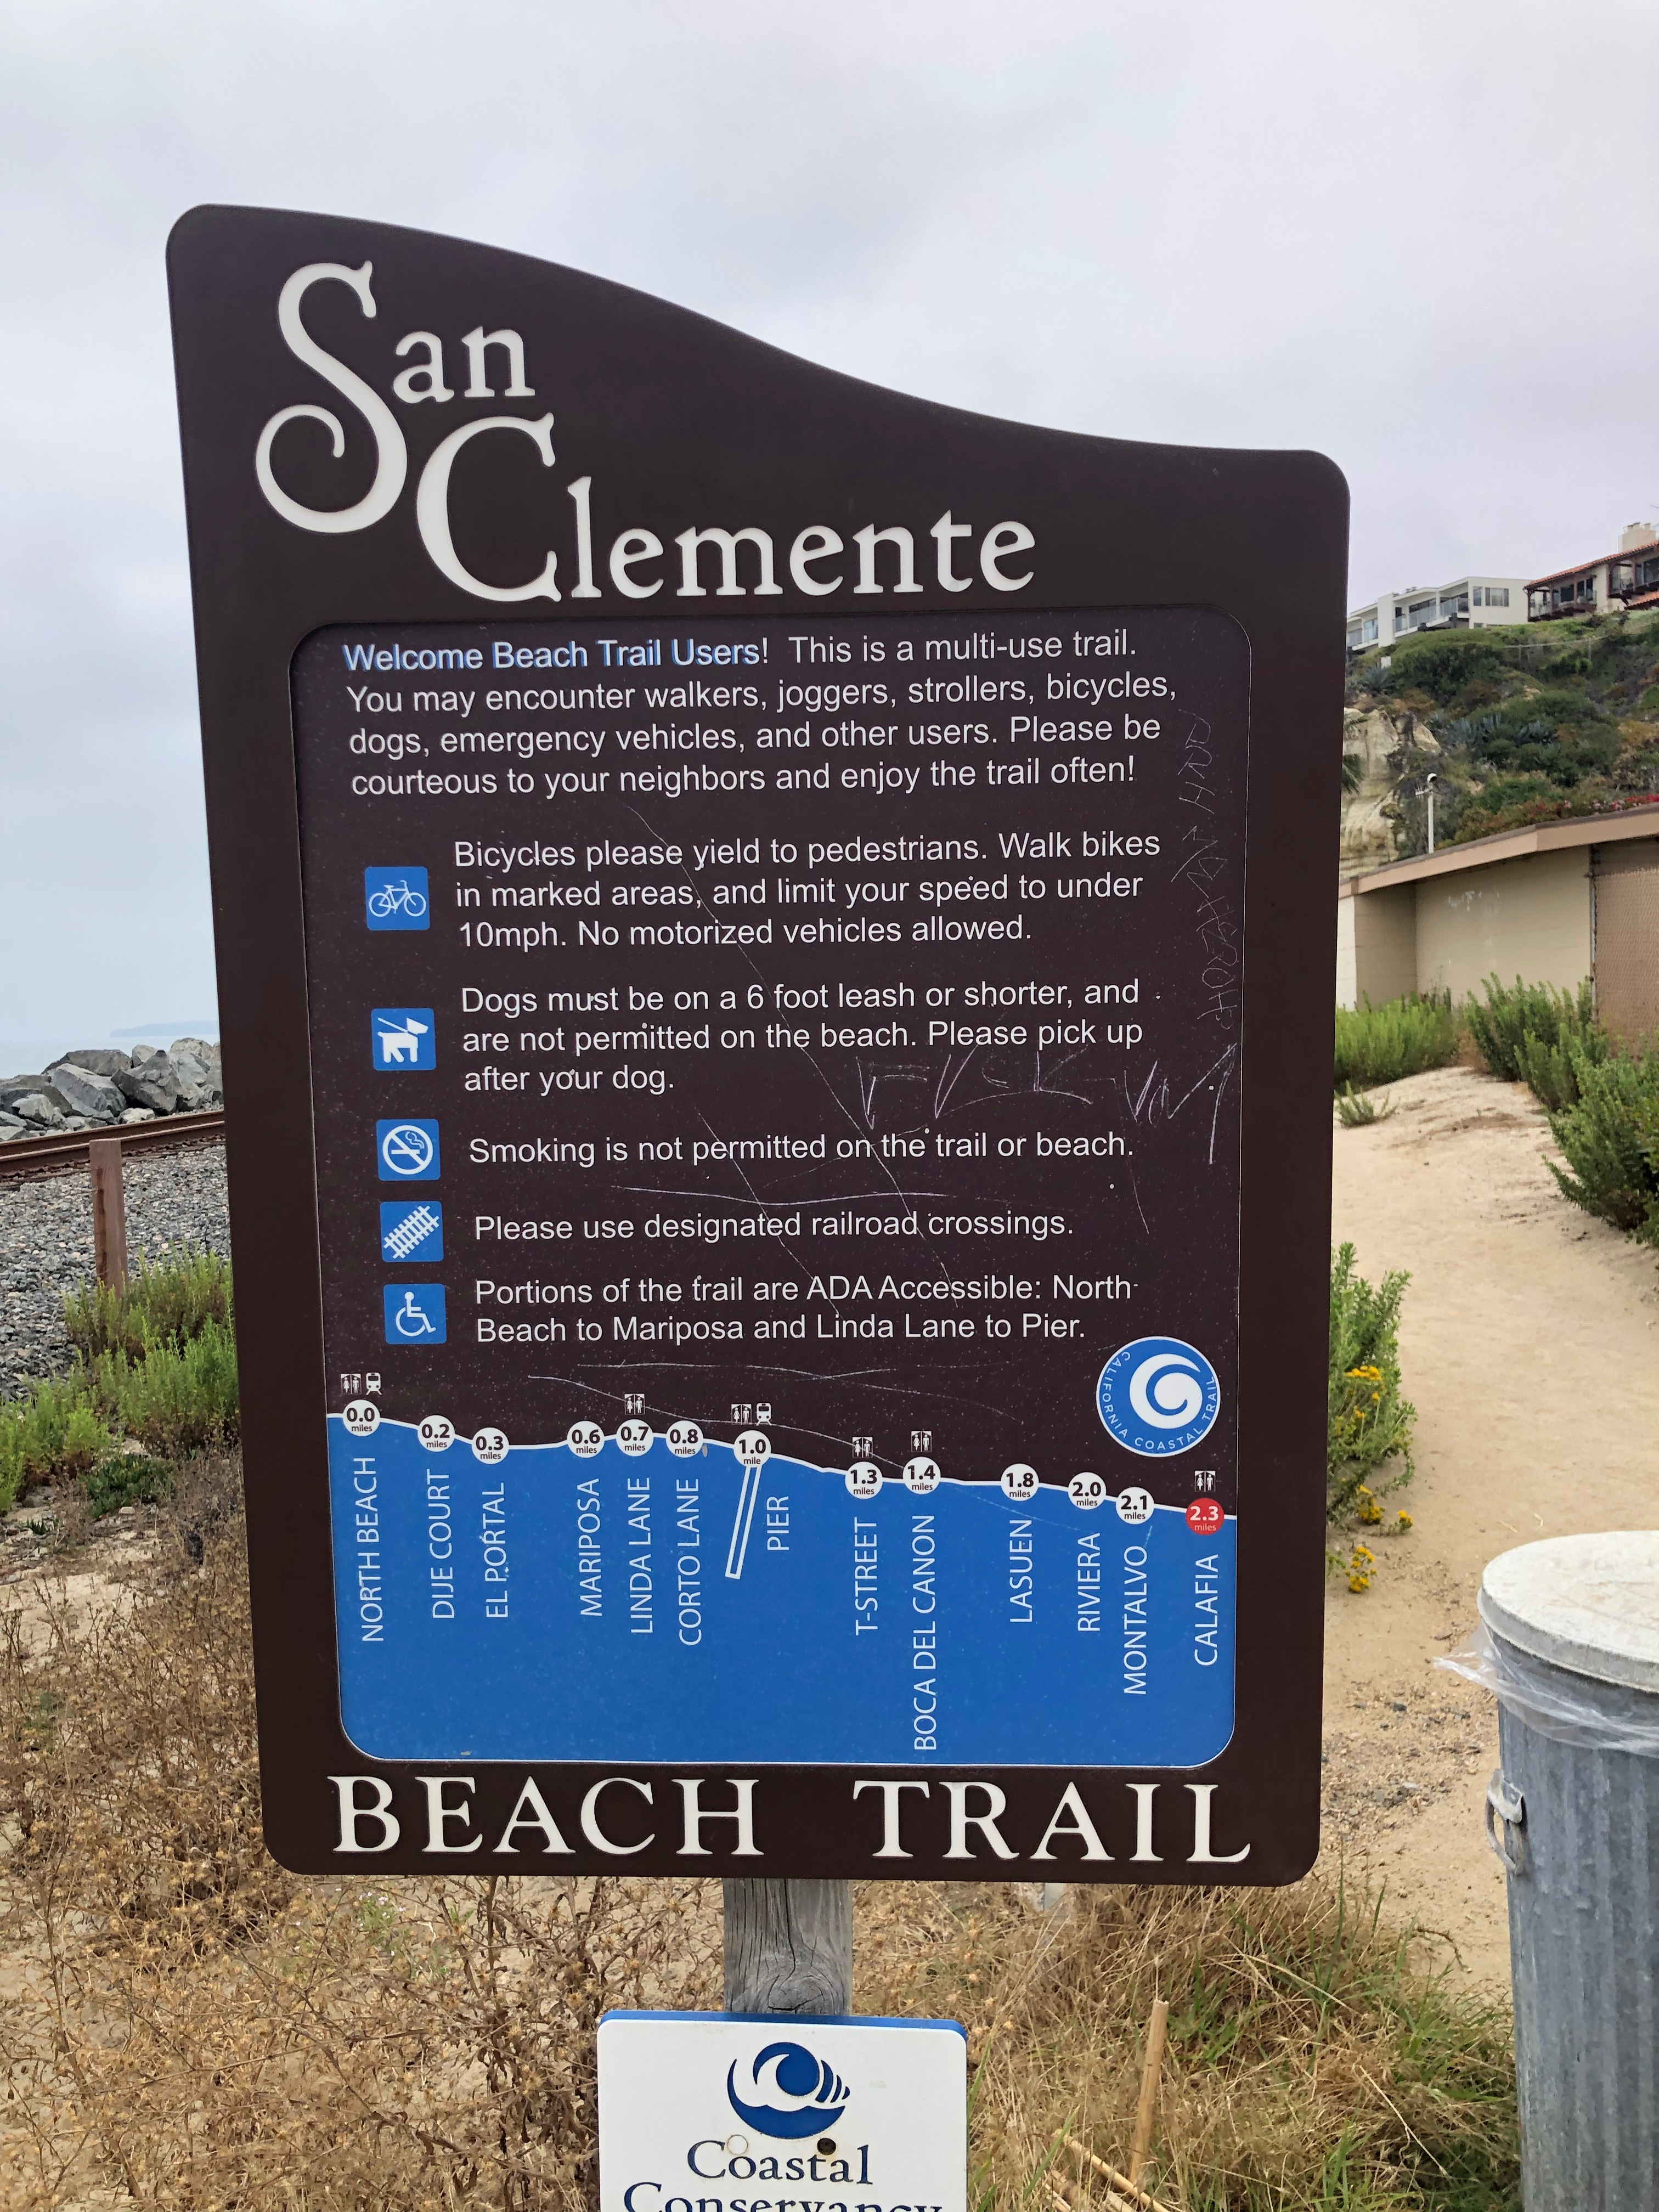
[1068,1471,1108,1510]
[736,1429,770,1468]
[617,1418,653,1457]
[846,1461,882,1500]
[342,1398,380,1437]
[472,1426,509,1465]
[1000,1463,1039,1503]
[418,1414,455,1452]
[667,1420,704,1458]
[902,1455,941,1495]
[567,1420,603,1458]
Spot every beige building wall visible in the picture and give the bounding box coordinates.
[1337,883,1417,1008]
[1414,847,1593,1001]
[1593,838,1659,1044]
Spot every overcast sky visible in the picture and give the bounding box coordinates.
[3,0,1655,1069]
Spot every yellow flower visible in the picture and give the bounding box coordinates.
[1396,1511,1413,1530]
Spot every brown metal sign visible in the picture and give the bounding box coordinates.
[168,205,1345,1879]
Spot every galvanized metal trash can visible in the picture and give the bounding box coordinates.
[1459,1533,1659,2210]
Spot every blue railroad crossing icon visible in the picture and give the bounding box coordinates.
[364,866,430,930]
[381,1200,443,1263]
[372,1008,436,1069]
[377,1119,441,1180]
[383,1284,446,1344]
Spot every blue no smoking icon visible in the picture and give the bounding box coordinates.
[377,1119,441,1180]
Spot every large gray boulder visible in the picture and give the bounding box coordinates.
[10,1092,65,1127]
[167,1042,224,1107]
[0,1079,69,1114]
[115,1057,183,1114]
[170,1045,210,1085]
[48,1062,126,1122]
[57,1047,132,1077]
[0,1111,29,1142]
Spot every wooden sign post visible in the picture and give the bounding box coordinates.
[88,1135,128,1289]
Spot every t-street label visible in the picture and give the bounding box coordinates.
[168,204,1346,1878]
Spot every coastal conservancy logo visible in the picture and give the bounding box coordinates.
[726,2041,850,2138]
[1097,1336,1220,1457]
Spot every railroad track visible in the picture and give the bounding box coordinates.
[0,1108,226,1184]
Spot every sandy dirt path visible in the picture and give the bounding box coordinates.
[1324,1065,1659,1986]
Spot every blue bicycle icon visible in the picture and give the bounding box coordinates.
[368,879,426,921]
[364,865,431,931]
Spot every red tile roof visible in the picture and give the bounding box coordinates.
[1530,544,1659,590]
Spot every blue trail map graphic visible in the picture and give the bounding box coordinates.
[329,1419,1235,1767]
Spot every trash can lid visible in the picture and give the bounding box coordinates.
[1480,1532,1659,1692]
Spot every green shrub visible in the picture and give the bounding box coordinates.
[82,1452,174,1518]
[1548,1051,1659,1236]
[1437,693,1618,787]
[0,1255,241,1509]
[1465,974,1599,1084]
[86,1319,241,1460]
[1334,991,1459,1090]
[1335,1083,1393,1127]
[1516,1020,1611,1111]
[1328,1244,1415,1521]
[1448,791,1593,844]
[1380,632,1516,706]
[0,1409,24,1509]
[64,1246,232,1363]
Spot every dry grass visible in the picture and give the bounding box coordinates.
[0,1459,1517,2211]
[859,1885,1517,2212]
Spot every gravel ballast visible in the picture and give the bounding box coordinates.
[0,1143,230,1400]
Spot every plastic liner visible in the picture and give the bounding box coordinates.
[1436,1623,1659,1758]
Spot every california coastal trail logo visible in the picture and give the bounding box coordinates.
[1097,1336,1220,1457]
[726,2042,850,2138]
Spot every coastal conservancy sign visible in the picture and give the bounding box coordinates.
[168,205,1346,1880]
[596,2013,967,2212]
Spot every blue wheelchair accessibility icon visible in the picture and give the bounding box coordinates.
[383,1284,446,1344]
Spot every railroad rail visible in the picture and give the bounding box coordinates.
[0,1108,226,1184]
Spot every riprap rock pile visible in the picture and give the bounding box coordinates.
[0,1039,223,1141]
